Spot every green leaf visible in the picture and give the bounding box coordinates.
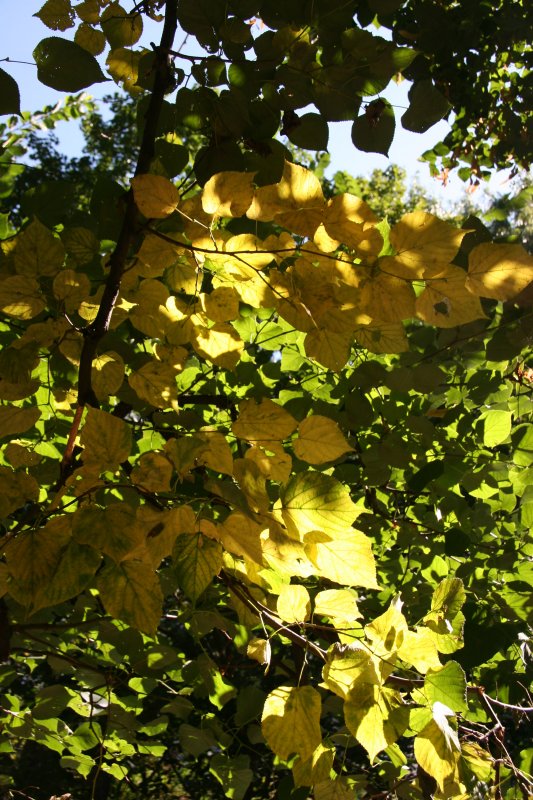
[402,81,452,133]
[0,68,21,116]
[33,36,107,91]
[352,100,395,156]
[415,662,468,713]
[482,409,512,447]
[97,558,163,635]
[286,113,329,151]
[172,533,223,602]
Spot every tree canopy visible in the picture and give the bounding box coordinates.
[0,2,532,799]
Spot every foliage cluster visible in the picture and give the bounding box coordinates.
[0,2,531,799]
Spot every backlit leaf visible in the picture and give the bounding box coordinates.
[173,532,223,601]
[386,212,467,277]
[35,0,75,30]
[33,36,107,91]
[132,174,180,218]
[294,415,353,465]
[233,398,297,444]
[262,685,322,761]
[0,406,41,439]
[202,171,255,217]
[305,530,379,589]
[466,242,533,300]
[414,703,461,791]
[278,472,361,540]
[97,556,163,634]
[482,409,512,448]
[0,67,21,116]
[79,407,132,471]
[277,584,311,623]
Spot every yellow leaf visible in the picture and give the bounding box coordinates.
[247,637,271,666]
[305,530,379,589]
[201,286,240,322]
[132,174,179,218]
[97,556,163,635]
[293,743,335,788]
[260,524,313,578]
[101,2,142,48]
[416,265,487,327]
[294,415,353,465]
[61,226,99,264]
[0,276,45,319]
[79,407,132,471]
[137,232,180,277]
[192,322,244,370]
[354,321,409,354]
[53,269,91,313]
[314,777,358,800]
[277,584,311,623]
[262,685,322,761]
[141,504,196,568]
[414,704,461,792]
[75,0,99,23]
[359,272,416,322]
[73,503,145,562]
[106,46,142,92]
[233,459,270,513]
[164,436,207,479]
[304,327,352,371]
[387,212,467,277]
[4,442,41,468]
[173,532,223,601]
[245,442,292,483]
[166,256,199,294]
[247,161,326,238]
[0,406,41,439]
[398,628,441,673]
[0,466,39,520]
[129,360,179,408]
[466,242,533,300]
[345,683,406,762]
[218,513,265,566]
[278,472,361,540]
[195,430,233,476]
[131,451,173,493]
[314,193,382,259]
[14,218,65,276]
[35,0,75,30]
[365,598,408,660]
[233,397,298,444]
[322,643,378,699]
[91,351,125,401]
[75,22,106,54]
[202,171,256,217]
[314,589,361,622]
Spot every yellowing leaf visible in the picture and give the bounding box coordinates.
[277,584,311,623]
[192,322,244,370]
[466,242,533,300]
[97,556,163,635]
[293,742,335,788]
[35,0,75,30]
[61,226,99,264]
[75,22,106,55]
[387,212,467,277]
[322,644,378,699]
[248,161,326,238]
[247,637,271,667]
[278,472,361,540]
[129,361,179,408]
[414,703,461,792]
[365,598,408,660]
[106,46,142,92]
[131,451,173,493]
[304,327,352,372]
[173,532,223,601]
[314,589,361,622]
[314,193,382,258]
[201,286,240,322]
[294,415,353,465]
[14,218,65,277]
[233,398,298,444]
[359,272,416,322]
[0,466,39,520]
[245,442,292,483]
[132,173,179,218]
[137,232,180,277]
[164,436,207,479]
[79,407,132,471]
[0,406,41,439]
[0,276,46,319]
[416,265,486,327]
[345,683,406,762]
[218,513,265,566]
[354,321,409,354]
[73,503,145,562]
[262,685,322,761]
[202,171,255,217]
[305,530,378,589]
[91,351,125,401]
[398,628,441,673]
[195,430,233,476]
[233,459,269,513]
[53,269,91,313]
[314,777,358,800]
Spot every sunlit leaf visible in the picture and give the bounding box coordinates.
[132,174,180,218]
[277,584,311,623]
[262,685,322,761]
[466,242,533,300]
[294,415,353,465]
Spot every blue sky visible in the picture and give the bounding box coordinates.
[0,2,511,208]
